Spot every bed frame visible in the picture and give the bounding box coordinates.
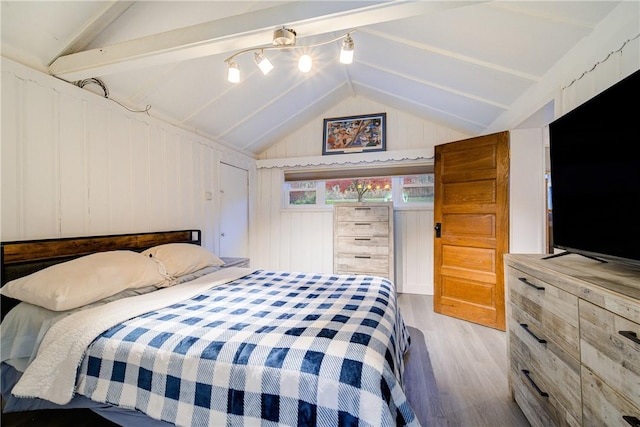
[1,229,201,318]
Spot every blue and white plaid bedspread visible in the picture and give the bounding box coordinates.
[76,270,418,426]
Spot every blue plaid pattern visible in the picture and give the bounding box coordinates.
[76,270,418,426]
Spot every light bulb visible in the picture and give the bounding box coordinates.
[340,35,354,64]
[254,52,274,75]
[227,62,240,83]
[298,54,312,73]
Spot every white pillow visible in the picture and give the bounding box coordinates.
[0,251,166,311]
[141,243,225,277]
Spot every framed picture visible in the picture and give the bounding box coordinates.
[322,113,386,155]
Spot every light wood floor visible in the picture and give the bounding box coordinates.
[398,293,530,427]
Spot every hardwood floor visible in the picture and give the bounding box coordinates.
[399,293,530,427]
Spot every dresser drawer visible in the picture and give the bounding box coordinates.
[335,254,389,276]
[579,299,640,408]
[509,316,582,426]
[582,367,640,427]
[336,221,389,237]
[335,206,389,222]
[507,267,580,359]
[336,236,389,255]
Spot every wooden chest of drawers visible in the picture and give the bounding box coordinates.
[505,254,640,427]
[333,202,394,280]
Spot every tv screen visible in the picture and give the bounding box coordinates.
[549,69,640,268]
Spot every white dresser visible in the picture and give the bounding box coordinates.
[333,202,394,281]
[504,254,640,427]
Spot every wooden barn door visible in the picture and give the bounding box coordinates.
[433,132,510,330]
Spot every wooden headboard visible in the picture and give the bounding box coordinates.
[1,230,201,317]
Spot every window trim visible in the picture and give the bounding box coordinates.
[283,174,434,209]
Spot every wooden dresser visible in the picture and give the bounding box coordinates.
[504,254,640,427]
[333,202,394,280]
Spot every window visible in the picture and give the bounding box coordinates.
[286,181,320,205]
[400,174,434,203]
[325,177,392,204]
[284,174,433,208]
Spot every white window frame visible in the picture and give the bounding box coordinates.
[392,175,434,209]
[284,181,328,208]
[284,174,434,209]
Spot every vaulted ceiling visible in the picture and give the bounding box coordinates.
[0,1,625,155]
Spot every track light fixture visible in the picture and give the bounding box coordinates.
[224,27,356,83]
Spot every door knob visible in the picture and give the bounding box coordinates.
[434,223,441,238]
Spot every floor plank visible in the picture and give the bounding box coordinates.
[399,293,530,427]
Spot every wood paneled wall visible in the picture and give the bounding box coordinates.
[252,165,434,294]
[259,98,469,160]
[252,98,469,295]
[1,58,253,254]
[1,59,548,297]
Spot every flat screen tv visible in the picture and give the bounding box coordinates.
[548,68,640,268]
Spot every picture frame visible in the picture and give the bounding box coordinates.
[322,112,386,155]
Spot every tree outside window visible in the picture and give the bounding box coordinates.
[326,177,392,204]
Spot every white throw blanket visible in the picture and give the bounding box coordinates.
[11,267,254,405]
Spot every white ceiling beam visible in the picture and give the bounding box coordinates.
[53,1,134,62]
[49,1,482,80]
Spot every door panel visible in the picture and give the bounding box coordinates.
[441,277,494,306]
[434,131,509,330]
[443,213,495,236]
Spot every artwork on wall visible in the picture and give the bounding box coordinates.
[322,113,386,155]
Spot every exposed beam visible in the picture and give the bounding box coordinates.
[53,1,135,62]
[49,1,481,80]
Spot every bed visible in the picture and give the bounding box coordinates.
[1,230,418,426]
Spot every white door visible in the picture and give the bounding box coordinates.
[219,162,249,257]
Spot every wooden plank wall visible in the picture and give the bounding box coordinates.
[252,98,469,295]
[1,58,253,254]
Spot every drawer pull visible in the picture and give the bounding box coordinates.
[520,323,547,344]
[355,222,371,226]
[354,238,371,241]
[354,207,372,210]
[354,256,371,259]
[518,277,545,290]
[623,416,640,427]
[619,330,640,345]
[521,370,549,397]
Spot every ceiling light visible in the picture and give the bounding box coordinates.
[298,55,312,73]
[224,28,356,83]
[254,51,274,75]
[340,35,354,64]
[227,62,240,83]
